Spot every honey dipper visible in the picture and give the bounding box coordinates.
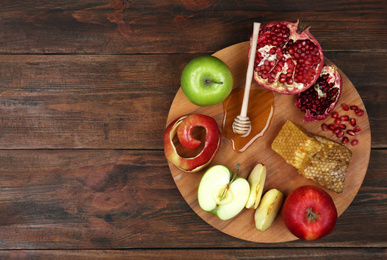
[232,22,261,135]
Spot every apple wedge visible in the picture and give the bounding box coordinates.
[245,163,266,209]
[254,188,284,232]
[198,165,250,221]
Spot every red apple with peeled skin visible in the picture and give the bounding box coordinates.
[282,185,337,241]
[163,114,221,172]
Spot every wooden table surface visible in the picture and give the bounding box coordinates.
[0,0,386,259]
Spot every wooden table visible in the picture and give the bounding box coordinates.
[0,1,386,258]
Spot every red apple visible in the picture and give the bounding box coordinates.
[282,185,337,241]
[163,114,221,172]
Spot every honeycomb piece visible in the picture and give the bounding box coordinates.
[299,135,352,193]
[271,120,322,169]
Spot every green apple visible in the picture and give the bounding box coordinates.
[245,163,266,209]
[181,56,233,106]
[254,188,284,231]
[197,165,250,220]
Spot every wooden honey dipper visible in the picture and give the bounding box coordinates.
[232,22,261,135]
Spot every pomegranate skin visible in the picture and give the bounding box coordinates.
[252,20,324,95]
[296,64,343,122]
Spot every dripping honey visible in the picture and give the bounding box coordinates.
[222,87,275,152]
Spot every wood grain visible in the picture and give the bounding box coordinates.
[0,53,385,149]
[0,0,385,255]
[0,150,180,249]
[0,248,385,259]
[0,149,384,249]
[166,42,371,242]
[0,2,386,53]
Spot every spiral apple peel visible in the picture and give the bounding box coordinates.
[163,114,221,172]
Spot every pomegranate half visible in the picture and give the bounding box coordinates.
[296,64,343,121]
[252,20,324,94]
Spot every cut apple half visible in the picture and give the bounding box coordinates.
[245,163,266,209]
[254,188,284,232]
[198,165,250,220]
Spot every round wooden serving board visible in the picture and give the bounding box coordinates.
[166,42,371,243]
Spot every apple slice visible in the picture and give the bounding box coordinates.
[163,114,221,172]
[254,188,284,231]
[245,163,266,209]
[198,165,250,220]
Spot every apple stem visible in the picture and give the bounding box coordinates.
[205,79,223,85]
[230,163,240,183]
[306,208,320,223]
[219,164,241,202]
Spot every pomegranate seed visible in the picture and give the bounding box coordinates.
[321,123,329,131]
[339,124,346,130]
[334,118,341,125]
[332,112,339,118]
[354,126,361,132]
[342,137,349,144]
[350,118,356,126]
[342,104,349,111]
[351,139,359,146]
[350,105,358,110]
[337,130,344,138]
[333,128,340,134]
[355,109,364,116]
[328,124,336,131]
[341,115,349,121]
[347,130,355,136]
